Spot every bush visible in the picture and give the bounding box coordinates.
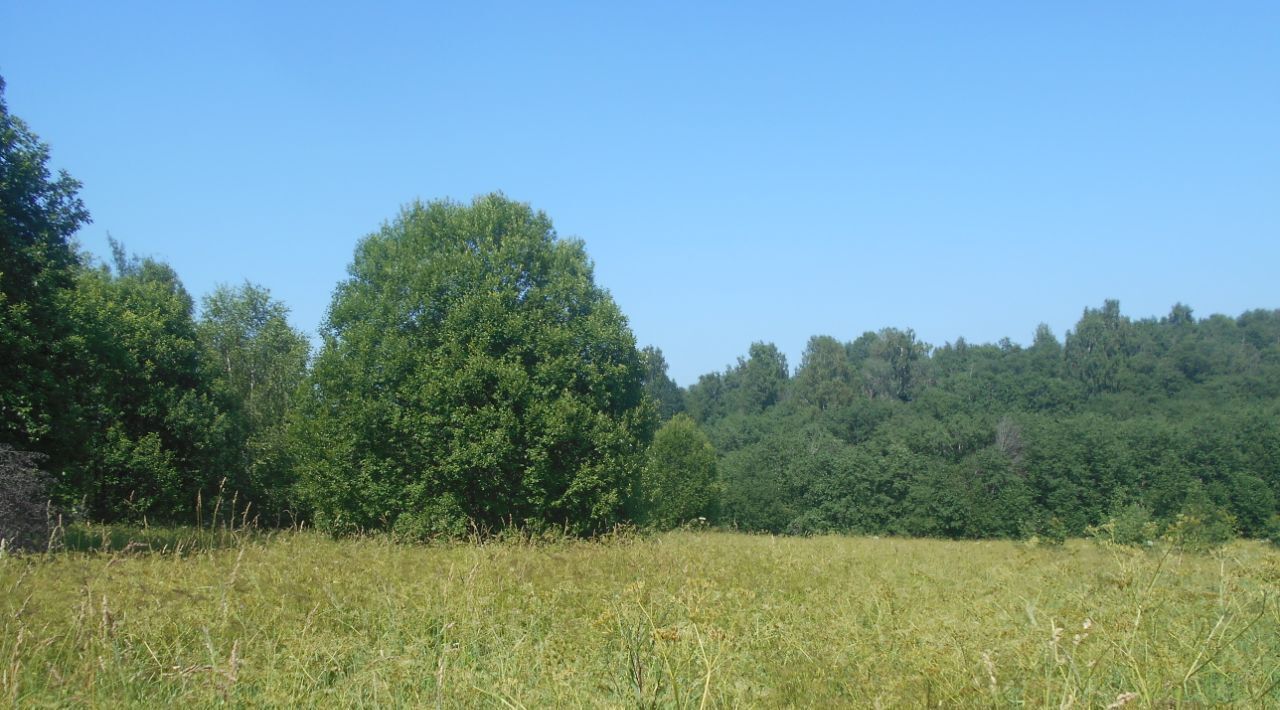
[0,446,57,553]
[1088,502,1159,546]
[1163,505,1237,552]
[639,414,719,529]
[392,495,470,542]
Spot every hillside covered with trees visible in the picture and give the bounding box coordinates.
[3,74,1278,546]
[660,303,1280,540]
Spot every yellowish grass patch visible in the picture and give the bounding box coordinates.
[2,531,1278,707]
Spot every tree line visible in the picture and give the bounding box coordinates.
[3,74,1278,545]
[654,304,1279,542]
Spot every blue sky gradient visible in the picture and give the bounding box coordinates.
[3,2,1276,384]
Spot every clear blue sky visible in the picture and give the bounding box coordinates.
[3,2,1277,385]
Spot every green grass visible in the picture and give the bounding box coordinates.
[3,529,1278,707]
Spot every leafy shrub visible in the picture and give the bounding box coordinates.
[1162,505,1237,552]
[0,446,57,553]
[1023,514,1067,547]
[392,494,470,541]
[1088,503,1160,546]
[639,414,719,529]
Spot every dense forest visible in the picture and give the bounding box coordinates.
[3,75,1278,546]
[653,306,1280,540]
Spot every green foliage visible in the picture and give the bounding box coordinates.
[1088,502,1160,546]
[730,342,789,413]
[684,371,727,424]
[1163,511,1237,552]
[697,301,1280,540]
[717,415,897,535]
[295,195,654,536]
[1164,493,1238,552]
[3,75,1277,543]
[391,494,470,541]
[0,75,91,458]
[199,282,310,522]
[61,248,233,521]
[855,328,931,402]
[1264,515,1280,547]
[639,346,685,420]
[717,430,798,532]
[0,79,248,524]
[639,414,718,529]
[1065,299,1133,395]
[1223,472,1275,538]
[793,335,857,411]
[682,342,790,428]
[1024,515,1068,546]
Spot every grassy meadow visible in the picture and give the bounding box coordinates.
[2,528,1278,708]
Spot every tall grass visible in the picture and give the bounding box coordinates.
[2,531,1277,707]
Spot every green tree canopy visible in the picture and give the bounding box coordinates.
[639,414,718,529]
[729,341,789,413]
[640,345,685,421]
[857,328,930,402]
[199,282,310,521]
[0,75,91,454]
[793,335,858,412]
[1065,300,1132,395]
[295,194,654,536]
[64,245,232,520]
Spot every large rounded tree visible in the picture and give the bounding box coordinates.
[296,194,654,536]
